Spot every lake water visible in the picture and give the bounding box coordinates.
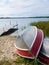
[0,18,49,35]
[0,18,49,29]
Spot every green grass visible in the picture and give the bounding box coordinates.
[30,21,49,37]
[15,56,42,65]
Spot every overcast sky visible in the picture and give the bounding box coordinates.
[0,0,49,17]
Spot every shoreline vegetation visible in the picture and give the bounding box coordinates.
[30,21,49,37]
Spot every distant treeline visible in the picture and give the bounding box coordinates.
[30,21,49,37]
[0,16,49,19]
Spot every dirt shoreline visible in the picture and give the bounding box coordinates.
[0,36,19,65]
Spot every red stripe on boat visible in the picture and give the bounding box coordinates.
[31,29,42,56]
[16,48,33,57]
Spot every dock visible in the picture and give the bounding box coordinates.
[0,21,18,36]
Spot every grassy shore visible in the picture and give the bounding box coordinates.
[30,21,49,37]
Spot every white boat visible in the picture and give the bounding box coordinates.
[14,26,44,59]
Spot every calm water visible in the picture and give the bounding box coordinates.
[0,18,49,29]
[0,18,49,35]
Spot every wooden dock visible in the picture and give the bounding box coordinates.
[0,21,18,36]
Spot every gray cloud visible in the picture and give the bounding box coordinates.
[0,0,49,17]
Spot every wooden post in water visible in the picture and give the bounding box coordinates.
[10,20,11,25]
[3,27,4,32]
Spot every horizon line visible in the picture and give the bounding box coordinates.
[0,16,49,19]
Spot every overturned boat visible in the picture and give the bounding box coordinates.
[37,38,49,65]
[14,26,44,59]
